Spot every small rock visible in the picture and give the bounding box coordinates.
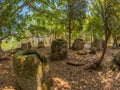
[77,50,87,55]
[89,47,96,54]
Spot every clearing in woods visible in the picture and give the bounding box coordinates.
[0,47,120,90]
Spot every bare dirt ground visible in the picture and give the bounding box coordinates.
[0,47,120,90]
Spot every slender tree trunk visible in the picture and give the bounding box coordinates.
[68,8,72,49]
[0,40,3,52]
[68,21,72,49]
[67,1,72,49]
[99,38,108,62]
[96,24,111,67]
[95,37,109,67]
[69,26,72,48]
[54,31,57,39]
[91,29,94,47]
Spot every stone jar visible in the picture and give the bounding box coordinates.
[13,50,53,90]
[50,39,68,60]
[72,39,85,51]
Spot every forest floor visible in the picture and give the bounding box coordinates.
[0,46,120,90]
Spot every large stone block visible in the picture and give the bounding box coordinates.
[92,39,102,51]
[13,50,53,90]
[50,39,68,60]
[72,39,85,51]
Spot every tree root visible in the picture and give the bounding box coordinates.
[84,61,101,70]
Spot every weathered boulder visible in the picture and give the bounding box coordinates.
[13,50,53,90]
[112,52,120,66]
[92,38,102,51]
[38,41,45,48]
[21,43,28,50]
[50,39,67,60]
[72,39,85,51]
[89,47,96,54]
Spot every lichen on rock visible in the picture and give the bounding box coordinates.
[72,38,85,51]
[50,39,68,60]
[92,38,102,51]
[13,50,53,90]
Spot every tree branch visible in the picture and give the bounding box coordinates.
[0,34,34,41]
[27,3,41,12]
[13,0,32,14]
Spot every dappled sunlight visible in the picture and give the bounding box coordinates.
[53,77,71,90]
[0,60,15,90]
[97,69,120,90]
[99,71,112,89]
[0,47,120,89]
[49,48,120,89]
[0,0,120,89]
[1,86,14,90]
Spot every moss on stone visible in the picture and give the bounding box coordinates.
[92,38,102,51]
[13,50,53,90]
[50,39,68,60]
[72,38,85,51]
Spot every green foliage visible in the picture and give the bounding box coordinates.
[83,0,120,44]
[0,0,120,50]
[67,0,87,30]
[84,15,103,39]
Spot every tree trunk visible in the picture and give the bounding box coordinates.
[96,24,111,67]
[68,28,72,49]
[99,39,108,62]
[54,31,57,40]
[0,40,3,52]
[68,15,72,49]
[95,37,108,67]
[49,35,53,45]
[90,30,93,48]
[67,1,72,49]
